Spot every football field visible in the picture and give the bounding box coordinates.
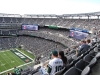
[0,49,35,74]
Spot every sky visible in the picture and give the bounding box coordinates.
[0,0,100,15]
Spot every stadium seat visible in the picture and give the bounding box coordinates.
[93,46,100,59]
[67,57,74,67]
[81,66,90,75]
[75,59,90,75]
[83,54,97,67]
[89,50,96,57]
[63,67,80,75]
[54,67,65,75]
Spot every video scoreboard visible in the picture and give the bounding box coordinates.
[69,30,88,40]
[22,24,38,30]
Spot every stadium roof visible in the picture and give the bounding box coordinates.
[0,12,100,18]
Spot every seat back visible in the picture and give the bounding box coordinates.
[89,51,95,57]
[55,67,65,75]
[68,58,73,64]
[89,58,97,67]
[67,58,74,67]
[83,54,93,63]
[63,67,79,75]
[75,59,86,71]
[81,66,90,75]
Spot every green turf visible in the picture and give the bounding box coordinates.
[0,49,35,75]
[0,50,25,72]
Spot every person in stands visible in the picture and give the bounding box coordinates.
[58,50,67,66]
[47,50,63,75]
[65,48,70,55]
[76,40,90,56]
[86,39,92,46]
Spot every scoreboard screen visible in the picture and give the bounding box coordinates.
[69,30,88,40]
[22,24,38,30]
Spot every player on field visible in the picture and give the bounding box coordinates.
[47,50,63,75]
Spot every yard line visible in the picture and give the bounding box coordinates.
[6,51,23,66]
[0,60,7,72]
[0,61,34,75]
[5,51,20,67]
[0,52,12,69]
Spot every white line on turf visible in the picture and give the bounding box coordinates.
[0,52,13,69]
[0,61,34,74]
[0,55,8,72]
[5,51,20,67]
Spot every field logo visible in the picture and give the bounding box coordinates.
[15,52,25,58]
[11,49,32,63]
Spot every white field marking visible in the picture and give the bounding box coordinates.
[6,51,21,66]
[3,54,6,55]
[0,50,9,53]
[0,56,7,72]
[0,61,34,74]
[16,49,34,61]
[11,61,15,63]
[5,52,19,67]
[1,64,5,66]
[0,53,12,68]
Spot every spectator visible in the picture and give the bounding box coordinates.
[47,50,63,75]
[65,48,70,54]
[58,50,67,66]
[76,40,90,56]
[92,36,97,42]
[86,39,92,46]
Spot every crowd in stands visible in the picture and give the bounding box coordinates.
[0,17,100,30]
[19,28,78,47]
[0,36,66,58]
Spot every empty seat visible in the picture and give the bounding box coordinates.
[75,59,90,75]
[93,47,100,59]
[75,59,88,71]
[81,66,90,75]
[63,67,80,75]
[83,54,97,67]
[73,55,83,65]
[89,50,96,57]
[67,57,74,67]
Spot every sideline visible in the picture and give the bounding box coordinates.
[0,61,33,74]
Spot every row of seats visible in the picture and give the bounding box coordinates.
[0,17,100,31]
[0,30,18,35]
[63,43,100,75]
